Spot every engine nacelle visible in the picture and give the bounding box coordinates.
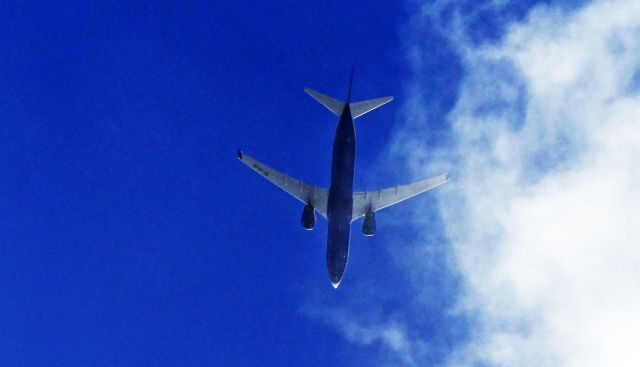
[362,212,376,236]
[301,204,316,230]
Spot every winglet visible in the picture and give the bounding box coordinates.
[237,149,243,160]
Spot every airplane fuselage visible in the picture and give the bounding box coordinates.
[326,104,356,287]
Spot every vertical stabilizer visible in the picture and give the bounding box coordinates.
[347,67,354,102]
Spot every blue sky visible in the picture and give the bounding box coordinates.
[0,1,419,365]
[4,0,640,366]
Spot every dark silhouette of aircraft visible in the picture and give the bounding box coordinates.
[238,72,448,288]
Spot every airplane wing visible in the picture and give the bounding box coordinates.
[237,150,329,218]
[352,173,449,219]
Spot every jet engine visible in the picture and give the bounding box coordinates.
[301,204,316,230]
[362,212,376,236]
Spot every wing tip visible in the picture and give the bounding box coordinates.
[237,149,243,160]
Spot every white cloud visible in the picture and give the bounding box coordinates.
[400,0,640,366]
[303,305,418,366]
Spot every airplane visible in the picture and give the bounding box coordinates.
[238,72,449,288]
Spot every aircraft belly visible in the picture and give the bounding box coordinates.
[326,188,353,287]
[326,113,355,288]
[326,217,351,287]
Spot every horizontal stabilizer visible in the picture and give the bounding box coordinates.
[304,88,345,116]
[349,96,393,119]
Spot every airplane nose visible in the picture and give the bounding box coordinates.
[330,272,343,289]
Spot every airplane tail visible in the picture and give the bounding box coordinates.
[304,87,393,119]
[304,69,393,118]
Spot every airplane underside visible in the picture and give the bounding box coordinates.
[238,73,449,288]
[326,218,350,288]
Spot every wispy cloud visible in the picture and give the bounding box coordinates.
[400,0,640,366]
